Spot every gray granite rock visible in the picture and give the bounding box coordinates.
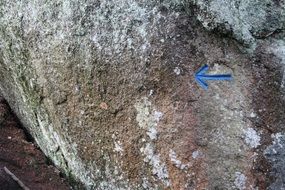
[0,0,285,189]
[188,0,285,46]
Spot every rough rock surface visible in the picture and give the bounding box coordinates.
[0,0,284,189]
[189,0,285,45]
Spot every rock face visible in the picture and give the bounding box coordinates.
[190,0,285,45]
[0,0,284,189]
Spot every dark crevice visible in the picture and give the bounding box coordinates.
[0,95,71,189]
[0,98,34,143]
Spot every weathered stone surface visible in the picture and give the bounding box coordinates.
[188,0,285,45]
[0,0,284,189]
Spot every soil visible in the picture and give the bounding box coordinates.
[0,97,70,190]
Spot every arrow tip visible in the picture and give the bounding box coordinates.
[195,65,209,90]
[195,64,233,90]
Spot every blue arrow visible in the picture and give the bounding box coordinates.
[195,64,232,90]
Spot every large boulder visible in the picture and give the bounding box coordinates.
[0,0,284,189]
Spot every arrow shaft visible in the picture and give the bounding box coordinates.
[198,74,232,80]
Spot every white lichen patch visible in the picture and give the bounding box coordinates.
[234,172,247,190]
[243,128,261,148]
[135,97,170,186]
[112,134,124,155]
[174,67,181,75]
[154,111,163,121]
[114,141,124,154]
[169,149,188,170]
[134,97,163,141]
[148,89,154,96]
[192,150,202,159]
[269,133,284,149]
[249,112,257,118]
[146,127,158,140]
[140,143,170,186]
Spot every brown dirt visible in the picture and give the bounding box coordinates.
[0,97,71,190]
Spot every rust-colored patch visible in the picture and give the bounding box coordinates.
[99,102,108,110]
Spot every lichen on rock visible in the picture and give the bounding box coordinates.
[0,0,285,189]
